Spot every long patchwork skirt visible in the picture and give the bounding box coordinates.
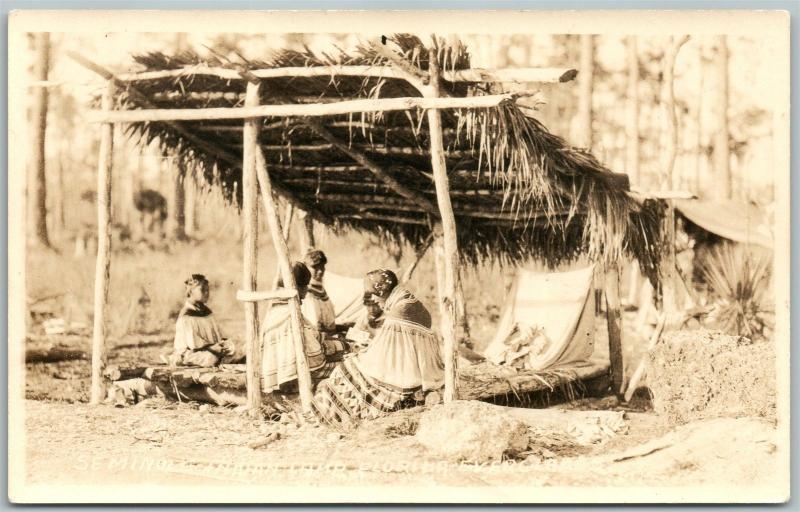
[311,357,418,427]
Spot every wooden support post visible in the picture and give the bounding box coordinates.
[298,210,315,252]
[661,203,680,325]
[255,147,315,414]
[241,82,261,417]
[90,80,115,405]
[454,274,471,346]
[425,48,460,403]
[604,265,625,396]
[271,203,294,290]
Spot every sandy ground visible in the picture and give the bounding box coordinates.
[22,398,780,496]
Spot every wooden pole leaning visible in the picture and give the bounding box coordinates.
[604,264,625,396]
[241,82,262,417]
[90,79,115,405]
[271,204,294,290]
[254,147,315,414]
[424,48,460,403]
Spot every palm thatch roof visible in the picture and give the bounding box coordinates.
[108,35,663,278]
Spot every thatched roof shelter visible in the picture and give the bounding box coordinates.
[78,34,666,410]
[107,35,663,275]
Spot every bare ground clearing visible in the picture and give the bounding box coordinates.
[23,399,777,490]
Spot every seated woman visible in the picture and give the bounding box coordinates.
[168,274,234,367]
[261,262,344,393]
[311,269,444,426]
[345,292,384,351]
[301,249,337,334]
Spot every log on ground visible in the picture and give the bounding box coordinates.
[26,344,87,363]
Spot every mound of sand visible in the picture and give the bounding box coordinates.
[647,330,776,424]
[415,400,529,462]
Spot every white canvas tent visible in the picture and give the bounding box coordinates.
[324,272,367,324]
[483,266,606,373]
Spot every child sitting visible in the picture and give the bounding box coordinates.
[167,274,234,367]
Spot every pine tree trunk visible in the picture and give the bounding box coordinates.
[184,173,198,238]
[575,34,594,150]
[712,35,731,200]
[172,32,192,240]
[625,36,640,187]
[661,35,690,326]
[55,150,66,235]
[28,32,51,248]
[172,159,187,240]
[693,48,705,195]
[118,147,135,234]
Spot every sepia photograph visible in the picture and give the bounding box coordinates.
[7,9,791,503]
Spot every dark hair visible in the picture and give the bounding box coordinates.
[184,274,209,288]
[365,268,398,298]
[304,249,327,269]
[277,262,312,288]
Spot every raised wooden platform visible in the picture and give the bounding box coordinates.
[108,359,610,407]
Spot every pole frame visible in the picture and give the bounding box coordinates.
[90,79,116,405]
[604,265,625,396]
[424,48,460,403]
[255,147,315,413]
[241,82,262,417]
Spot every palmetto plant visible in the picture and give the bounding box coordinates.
[700,243,773,339]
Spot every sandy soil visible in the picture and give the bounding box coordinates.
[22,398,779,494]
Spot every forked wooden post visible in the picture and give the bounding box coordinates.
[241,82,261,416]
[425,48,460,403]
[255,147,315,413]
[604,264,625,395]
[90,79,115,405]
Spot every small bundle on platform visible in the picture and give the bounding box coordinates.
[646,329,776,424]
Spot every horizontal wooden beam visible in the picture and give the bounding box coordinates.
[117,65,578,85]
[260,143,474,158]
[87,92,540,123]
[201,122,461,137]
[283,178,393,189]
[270,164,365,173]
[153,91,358,104]
[312,192,581,221]
[301,117,440,215]
[236,288,298,302]
[453,67,578,84]
[66,50,333,226]
[349,213,428,225]
[284,178,493,196]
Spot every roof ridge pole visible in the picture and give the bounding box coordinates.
[254,147,315,415]
[90,79,115,405]
[241,81,262,417]
[424,45,460,403]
